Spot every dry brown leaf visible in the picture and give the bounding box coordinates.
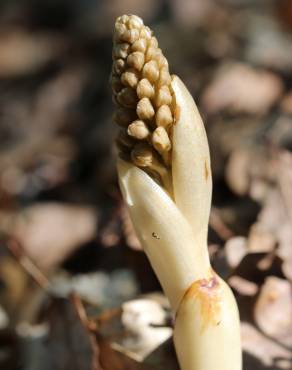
[245,152,292,281]
[0,256,29,312]
[225,236,247,269]
[248,224,277,253]
[169,0,229,28]
[225,146,275,201]
[5,203,97,271]
[202,63,283,115]
[225,149,251,196]
[0,30,66,78]
[98,296,172,363]
[242,322,292,369]
[254,276,292,347]
[228,276,258,296]
[119,299,172,361]
[96,295,178,370]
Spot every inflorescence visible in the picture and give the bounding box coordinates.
[111,14,174,187]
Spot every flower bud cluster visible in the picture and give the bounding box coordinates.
[111,14,174,176]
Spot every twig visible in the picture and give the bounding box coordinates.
[6,238,50,290]
[71,294,103,370]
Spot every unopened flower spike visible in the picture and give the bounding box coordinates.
[111,15,173,193]
[111,14,242,370]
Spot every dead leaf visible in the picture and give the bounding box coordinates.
[202,63,283,115]
[254,277,292,347]
[0,30,66,78]
[242,322,292,369]
[97,295,177,369]
[225,236,247,269]
[7,203,97,270]
[229,276,258,296]
[248,224,277,253]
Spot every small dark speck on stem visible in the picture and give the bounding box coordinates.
[152,232,160,239]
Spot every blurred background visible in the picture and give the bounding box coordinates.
[0,0,292,369]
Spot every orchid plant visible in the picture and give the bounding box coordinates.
[110,14,242,370]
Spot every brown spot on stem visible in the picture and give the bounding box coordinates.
[204,159,209,181]
[177,273,222,331]
[152,232,160,239]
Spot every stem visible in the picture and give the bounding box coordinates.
[174,276,242,370]
[112,16,242,370]
[117,160,211,312]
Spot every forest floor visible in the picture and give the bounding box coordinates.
[0,1,292,369]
